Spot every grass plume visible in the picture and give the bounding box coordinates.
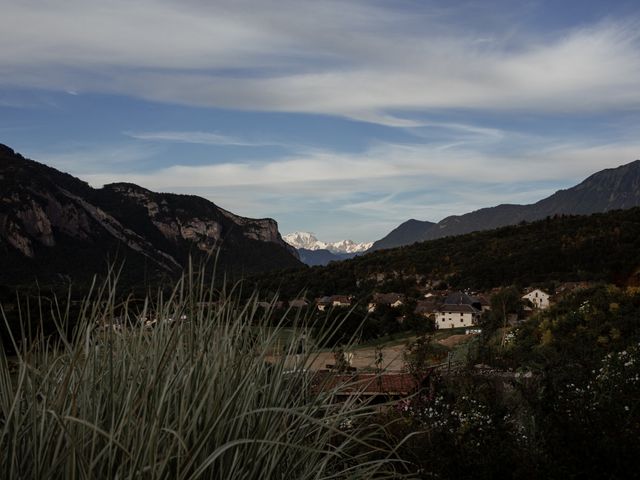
[0,266,409,479]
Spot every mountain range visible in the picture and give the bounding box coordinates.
[283,232,372,266]
[283,232,372,253]
[0,144,301,289]
[369,159,640,251]
[4,141,640,287]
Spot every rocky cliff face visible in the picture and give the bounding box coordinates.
[0,144,301,287]
[97,183,297,258]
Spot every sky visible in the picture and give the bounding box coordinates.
[1,0,640,242]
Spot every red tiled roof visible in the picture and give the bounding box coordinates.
[331,295,351,304]
[311,372,423,395]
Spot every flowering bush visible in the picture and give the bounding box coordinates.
[400,393,496,441]
[556,342,640,418]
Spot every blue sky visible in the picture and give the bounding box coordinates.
[2,0,640,242]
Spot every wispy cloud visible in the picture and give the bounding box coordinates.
[125,130,284,147]
[75,138,640,238]
[80,140,640,191]
[30,143,160,175]
[4,1,640,241]
[1,1,639,126]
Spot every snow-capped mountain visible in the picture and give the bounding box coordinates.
[283,232,372,254]
[327,239,374,254]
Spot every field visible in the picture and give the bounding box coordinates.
[266,328,478,371]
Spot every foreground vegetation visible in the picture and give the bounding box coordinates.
[0,270,409,479]
[387,285,640,479]
[2,263,639,479]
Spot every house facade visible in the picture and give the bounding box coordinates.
[316,295,352,311]
[522,289,550,309]
[331,295,352,307]
[435,304,481,329]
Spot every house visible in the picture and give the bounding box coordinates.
[316,295,352,311]
[432,291,483,329]
[435,304,481,329]
[444,291,487,309]
[331,295,352,307]
[367,293,405,312]
[475,295,491,312]
[316,296,332,311]
[522,289,550,310]
[414,298,442,318]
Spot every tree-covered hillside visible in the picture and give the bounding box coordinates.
[251,208,640,298]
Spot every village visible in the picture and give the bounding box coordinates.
[253,281,594,401]
[271,281,593,331]
[84,278,603,404]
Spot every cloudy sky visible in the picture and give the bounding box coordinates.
[2,0,640,242]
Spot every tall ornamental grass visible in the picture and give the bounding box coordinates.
[0,268,410,479]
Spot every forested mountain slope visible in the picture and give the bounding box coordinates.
[253,208,640,297]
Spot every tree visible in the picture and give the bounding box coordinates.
[404,333,441,381]
[489,287,522,347]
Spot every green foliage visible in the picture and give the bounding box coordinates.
[380,286,640,478]
[309,303,415,349]
[508,285,640,371]
[390,375,539,480]
[332,346,350,373]
[252,208,640,298]
[472,287,526,364]
[501,286,640,476]
[403,333,446,380]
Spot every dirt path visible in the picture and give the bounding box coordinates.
[307,343,408,371]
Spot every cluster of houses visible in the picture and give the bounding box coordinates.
[280,287,567,330]
[255,281,594,331]
[412,288,553,329]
